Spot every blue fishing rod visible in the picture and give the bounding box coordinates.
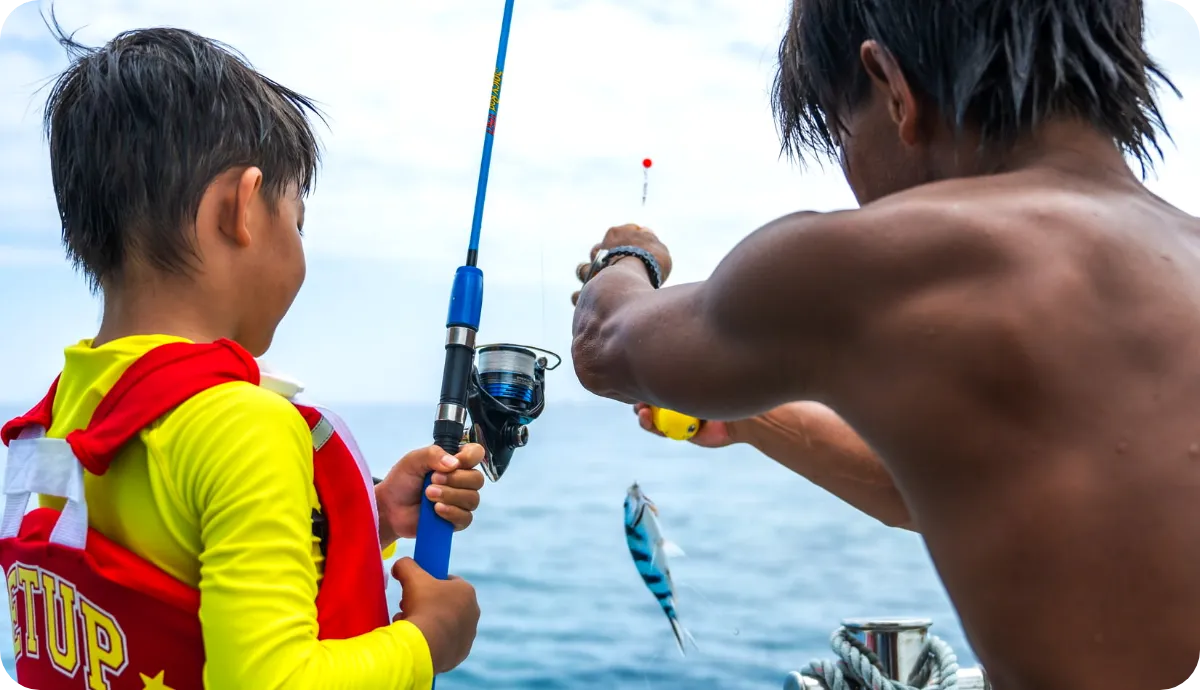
[413,0,558,587]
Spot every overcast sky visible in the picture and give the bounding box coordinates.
[1,0,1198,405]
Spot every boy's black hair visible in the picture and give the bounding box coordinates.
[771,0,1180,172]
[42,11,324,292]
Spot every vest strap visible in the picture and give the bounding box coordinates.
[0,339,260,551]
[67,339,259,475]
[1,425,87,550]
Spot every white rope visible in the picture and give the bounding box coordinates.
[801,627,960,690]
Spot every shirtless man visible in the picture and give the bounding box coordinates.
[568,1,1198,688]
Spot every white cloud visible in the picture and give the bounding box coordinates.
[0,245,58,265]
[0,0,31,29]
[0,0,1197,404]
[0,26,60,232]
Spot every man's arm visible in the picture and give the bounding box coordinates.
[572,206,1002,420]
[730,402,916,531]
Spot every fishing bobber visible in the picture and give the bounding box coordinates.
[652,407,700,441]
[640,157,653,207]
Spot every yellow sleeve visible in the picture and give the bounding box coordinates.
[157,382,433,690]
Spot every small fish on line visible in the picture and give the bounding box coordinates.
[624,482,697,655]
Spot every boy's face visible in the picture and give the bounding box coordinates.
[236,180,307,356]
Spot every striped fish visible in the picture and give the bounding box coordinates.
[624,482,696,655]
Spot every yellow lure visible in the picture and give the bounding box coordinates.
[652,407,702,441]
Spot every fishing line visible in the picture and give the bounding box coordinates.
[476,346,538,405]
[677,581,738,637]
[540,237,547,347]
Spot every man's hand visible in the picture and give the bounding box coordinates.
[572,224,673,305]
[376,444,486,547]
[636,400,915,530]
[392,557,480,674]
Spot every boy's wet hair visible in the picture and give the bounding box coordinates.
[42,13,323,292]
[771,0,1180,172]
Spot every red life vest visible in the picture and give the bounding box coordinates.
[0,339,391,690]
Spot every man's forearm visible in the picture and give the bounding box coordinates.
[572,258,663,404]
[572,215,872,421]
[730,402,916,531]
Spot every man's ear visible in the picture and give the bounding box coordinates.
[859,40,922,147]
[218,167,264,248]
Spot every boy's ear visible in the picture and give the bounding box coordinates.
[222,167,264,248]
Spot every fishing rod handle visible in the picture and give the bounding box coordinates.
[413,267,484,581]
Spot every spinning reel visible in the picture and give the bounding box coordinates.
[465,344,561,482]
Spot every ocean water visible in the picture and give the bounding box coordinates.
[0,400,976,689]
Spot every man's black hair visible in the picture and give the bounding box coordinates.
[771,0,1180,172]
[42,11,324,292]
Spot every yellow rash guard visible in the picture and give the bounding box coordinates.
[37,335,432,690]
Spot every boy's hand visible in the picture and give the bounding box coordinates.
[376,444,486,546]
[392,557,480,674]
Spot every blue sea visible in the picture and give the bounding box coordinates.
[0,401,976,689]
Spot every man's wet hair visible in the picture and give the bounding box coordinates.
[771,0,1180,171]
[42,12,323,292]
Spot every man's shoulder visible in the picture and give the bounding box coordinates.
[851,183,1033,250]
[732,185,1071,347]
[753,192,1028,289]
[853,176,1200,287]
[834,181,1136,345]
[856,174,1135,245]
[788,179,1100,289]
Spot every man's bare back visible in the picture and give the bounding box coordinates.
[833,169,1200,689]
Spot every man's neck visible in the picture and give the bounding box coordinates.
[939,119,1143,185]
[93,276,236,349]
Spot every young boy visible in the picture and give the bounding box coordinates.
[0,23,483,690]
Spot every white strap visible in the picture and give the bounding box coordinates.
[265,377,382,552]
[1,425,88,550]
[311,417,336,453]
[302,400,387,574]
[310,405,379,524]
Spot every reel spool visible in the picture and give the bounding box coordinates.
[466,344,561,482]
